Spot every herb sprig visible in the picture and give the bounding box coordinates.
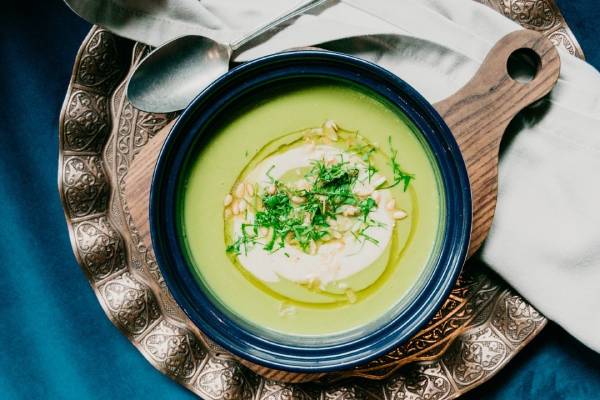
[380,136,414,191]
[226,129,414,256]
[228,157,383,255]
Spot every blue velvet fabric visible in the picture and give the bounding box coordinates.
[0,1,598,399]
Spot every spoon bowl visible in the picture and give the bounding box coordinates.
[126,0,328,113]
[127,36,232,113]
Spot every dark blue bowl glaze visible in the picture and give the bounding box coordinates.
[150,50,472,372]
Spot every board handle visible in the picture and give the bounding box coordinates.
[433,29,560,257]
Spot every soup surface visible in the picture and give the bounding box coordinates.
[180,82,443,337]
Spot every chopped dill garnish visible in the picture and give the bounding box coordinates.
[359,231,379,245]
[225,126,414,256]
[380,136,415,191]
[359,197,377,222]
[367,161,378,183]
[226,158,382,255]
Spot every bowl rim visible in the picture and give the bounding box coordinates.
[150,50,472,372]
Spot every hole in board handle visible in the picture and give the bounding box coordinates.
[507,48,541,83]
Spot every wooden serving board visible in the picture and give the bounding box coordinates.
[124,29,560,382]
[434,29,560,255]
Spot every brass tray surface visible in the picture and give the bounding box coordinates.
[58,2,583,398]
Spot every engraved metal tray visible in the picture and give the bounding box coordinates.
[58,2,583,398]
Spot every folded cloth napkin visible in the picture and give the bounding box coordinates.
[65,0,600,352]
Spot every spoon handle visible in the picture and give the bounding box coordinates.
[230,0,330,51]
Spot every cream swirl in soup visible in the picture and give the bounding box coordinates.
[224,121,411,303]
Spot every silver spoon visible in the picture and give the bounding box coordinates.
[127,0,329,113]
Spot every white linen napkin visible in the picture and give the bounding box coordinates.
[65,0,600,353]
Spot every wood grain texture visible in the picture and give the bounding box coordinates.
[433,29,560,256]
[124,29,560,381]
[126,122,173,250]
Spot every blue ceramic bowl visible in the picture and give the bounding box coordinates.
[150,50,472,372]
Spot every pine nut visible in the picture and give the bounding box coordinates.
[303,213,312,225]
[278,302,296,317]
[355,188,373,197]
[372,191,381,203]
[235,183,245,198]
[323,119,339,132]
[393,210,408,220]
[309,241,317,255]
[345,289,357,304]
[342,205,359,217]
[373,176,386,188]
[386,199,396,211]
[291,196,305,204]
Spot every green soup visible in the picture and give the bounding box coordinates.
[180,82,443,338]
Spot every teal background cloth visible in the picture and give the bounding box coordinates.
[1,0,599,398]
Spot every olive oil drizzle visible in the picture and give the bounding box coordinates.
[226,122,414,256]
[221,122,418,308]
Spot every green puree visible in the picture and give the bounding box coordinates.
[180,82,443,337]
